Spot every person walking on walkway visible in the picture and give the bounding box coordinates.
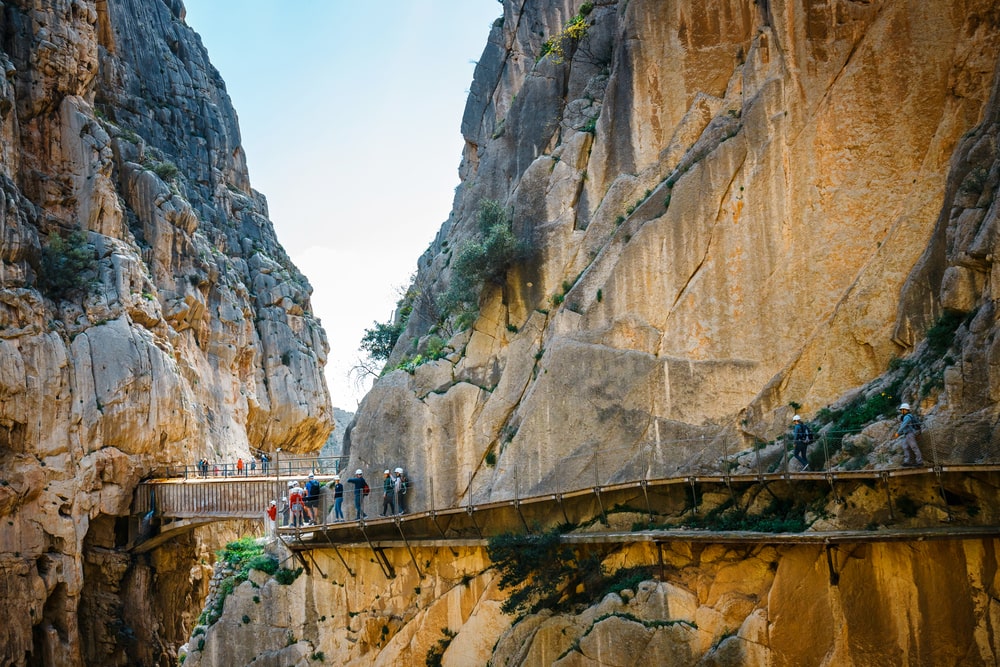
[347,469,368,520]
[304,474,321,524]
[393,467,408,514]
[896,403,925,467]
[381,470,396,516]
[237,457,245,476]
[329,475,345,522]
[791,415,814,470]
[266,500,278,536]
[288,481,305,527]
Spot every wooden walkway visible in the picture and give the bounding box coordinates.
[129,465,1000,565]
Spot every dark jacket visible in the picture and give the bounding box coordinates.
[347,476,366,500]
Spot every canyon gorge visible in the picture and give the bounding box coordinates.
[3,0,1000,665]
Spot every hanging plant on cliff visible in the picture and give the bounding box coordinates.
[37,229,98,302]
[538,2,593,63]
[436,199,531,332]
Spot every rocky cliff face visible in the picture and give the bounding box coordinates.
[0,0,332,664]
[347,0,1000,510]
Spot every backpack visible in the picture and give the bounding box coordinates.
[908,413,922,433]
[401,475,410,494]
[306,480,320,497]
[362,481,370,497]
[289,488,303,506]
[803,424,815,444]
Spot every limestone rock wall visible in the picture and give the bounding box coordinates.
[181,534,1000,667]
[0,0,332,664]
[347,0,1000,510]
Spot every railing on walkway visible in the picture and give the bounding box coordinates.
[131,426,1000,546]
[148,455,347,481]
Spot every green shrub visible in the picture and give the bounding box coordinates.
[218,537,263,567]
[151,160,180,182]
[925,312,963,356]
[437,200,531,329]
[248,554,279,575]
[361,320,404,361]
[486,527,579,615]
[274,567,303,585]
[39,230,97,301]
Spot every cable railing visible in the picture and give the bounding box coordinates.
[150,455,348,480]
[137,425,1000,529]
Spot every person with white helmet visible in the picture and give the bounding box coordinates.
[287,480,305,527]
[304,474,321,524]
[266,499,278,536]
[380,470,396,516]
[346,469,368,520]
[896,403,924,467]
[393,467,409,514]
[791,415,815,471]
[328,474,345,522]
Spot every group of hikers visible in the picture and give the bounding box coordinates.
[266,467,411,531]
[195,454,271,477]
[258,404,923,534]
[789,402,923,470]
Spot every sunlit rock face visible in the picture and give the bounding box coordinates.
[347,0,1000,510]
[0,0,332,664]
[181,526,1000,666]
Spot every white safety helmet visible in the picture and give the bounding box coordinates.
[333,475,340,481]
[355,469,363,475]
[792,415,801,421]
[394,467,403,474]
[384,469,390,474]
[899,403,910,411]
[287,481,295,488]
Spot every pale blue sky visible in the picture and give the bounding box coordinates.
[183,1,501,409]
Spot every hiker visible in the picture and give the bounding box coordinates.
[260,453,269,475]
[304,474,322,523]
[896,403,925,467]
[346,469,368,520]
[237,457,244,476]
[266,500,278,536]
[791,415,814,470]
[381,470,396,516]
[288,481,306,527]
[329,475,345,522]
[393,467,408,514]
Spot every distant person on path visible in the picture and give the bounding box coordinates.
[381,470,396,516]
[261,453,269,475]
[329,475,345,522]
[896,403,925,467]
[393,467,408,514]
[791,415,814,470]
[266,500,277,536]
[305,474,321,523]
[237,457,245,476]
[347,469,368,520]
[250,458,257,475]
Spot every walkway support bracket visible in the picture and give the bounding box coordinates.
[395,517,422,578]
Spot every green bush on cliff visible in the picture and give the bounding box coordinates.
[38,230,98,301]
[486,526,579,615]
[437,199,531,331]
